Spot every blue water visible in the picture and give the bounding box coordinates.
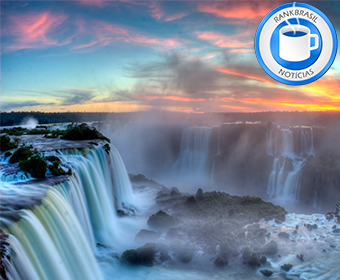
[283,31,306,37]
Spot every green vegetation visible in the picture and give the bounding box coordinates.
[61,123,110,142]
[45,129,65,138]
[46,155,60,162]
[1,127,49,136]
[9,147,35,163]
[4,151,12,157]
[0,135,19,151]
[1,127,27,136]
[19,154,47,178]
[103,143,111,155]
[48,161,71,176]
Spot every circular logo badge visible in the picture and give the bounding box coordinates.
[255,2,337,85]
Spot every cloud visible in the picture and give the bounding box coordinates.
[197,1,280,20]
[197,31,253,50]
[164,13,189,22]
[72,20,180,50]
[2,12,69,52]
[126,52,224,95]
[1,101,56,111]
[57,87,97,106]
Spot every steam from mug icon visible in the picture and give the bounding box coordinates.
[279,25,319,61]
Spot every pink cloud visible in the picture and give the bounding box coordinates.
[164,13,188,22]
[3,12,68,52]
[197,31,252,49]
[149,2,164,20]
[197,2,278,20]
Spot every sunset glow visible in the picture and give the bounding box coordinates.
[2,1,340,113]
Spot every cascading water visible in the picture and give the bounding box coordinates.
[266,126,315,201]
[172,126,213,185]
[0,144,136,280]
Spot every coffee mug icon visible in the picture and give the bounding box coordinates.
[279,25,319,61]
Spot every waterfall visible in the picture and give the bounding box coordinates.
[1,144,135,280]
[266,131,273,156]
[266,126,314,201]
[216,126,221,156]
[173,126,213,184]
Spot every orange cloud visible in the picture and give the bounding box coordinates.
[216,68,271,84]
[3,12,68,51]
[300,77,340,101]
[142,95,205,102]
[221,96,340,112]
[229,49,254,53]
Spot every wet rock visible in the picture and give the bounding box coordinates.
[260,269,273,277]
[121,243,156,267]
[135,229,161,243]
[147,211,177,231]
[117,209,126,216]
[214,256,228,267]
[170,187,181,198]
[281,263,293,271]
[278,232,289,239]
[242,247,252,260]
[326,212,334,220]
[195,188,204,200]
[262,240,278,255]
[296,254,304,261]
[179,250,193,263]
[186,196,198,206]
[247,253,261,266]
[332,228,340,233]
[259,256,267,264]
[306,224,318,231]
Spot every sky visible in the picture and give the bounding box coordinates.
[1,0,340,113]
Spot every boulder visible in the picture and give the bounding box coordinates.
[278,232,290,239]
[260,270,273,277]
[147,211,177,231]
[121,243,156,267]
[195,188,204,200]
[262,240,278,255]
[281,263,293,271]
[214,256,228,267]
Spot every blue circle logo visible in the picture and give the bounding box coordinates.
[255,2,337,85]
